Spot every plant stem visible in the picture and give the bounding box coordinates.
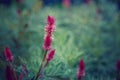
[42,50,47,62]
[44,61,49,67]
[9,62,18,80]
[34,50,47,80]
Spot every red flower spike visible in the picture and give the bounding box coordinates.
[77,59,85,80]
[5,66,14,80]
[45,16,56,33]
[46,49,55,62]
[117,60,120,70]
[43,34,52,50]
[79,60,85,71]
[4,47,14,62]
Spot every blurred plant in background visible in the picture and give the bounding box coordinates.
[0,0,120,80]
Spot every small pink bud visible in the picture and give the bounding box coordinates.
[43,34,52,50]
[46,49,55,62]
[77,59,85,80]
[4,47,14,62]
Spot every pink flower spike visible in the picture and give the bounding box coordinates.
[79,59,85,71]
[77,59,85,80]
[5,66,14,80]
[43,34,52,50]
[46,49,55,62]
[4,47,14,62]
[117,60,120,70]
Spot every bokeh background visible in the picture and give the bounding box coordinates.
[0,0,120,80]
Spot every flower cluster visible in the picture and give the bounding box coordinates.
[35,16,56,80]
[4,47,17,80]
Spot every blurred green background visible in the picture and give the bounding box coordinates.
[0,0,120,80]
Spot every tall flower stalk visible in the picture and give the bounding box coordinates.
[4,47,18,80]
[35,15,56,80]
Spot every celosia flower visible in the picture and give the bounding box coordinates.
[4,47,14,62]
[45,15,56,33]
[117,60,120,70]
[43,34,52,50]
[43,15,56,50]
[77,59,85,80]
[5,66,14,80]
[46,49,55,62]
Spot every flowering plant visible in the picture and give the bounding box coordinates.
[4,15,56,80]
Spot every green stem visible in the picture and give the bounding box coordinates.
[35,50,47,80]
[42,50,47,62]
[44,61,49,68]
